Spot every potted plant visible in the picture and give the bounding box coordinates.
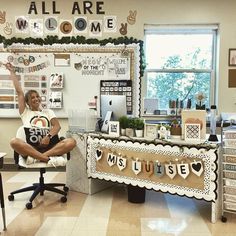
[126,117,135,137]
[119,116,129,136]
[133,118,144,138]
[195,92,206,110]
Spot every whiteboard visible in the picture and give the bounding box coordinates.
[0,43,141,118]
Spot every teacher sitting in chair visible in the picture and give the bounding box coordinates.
[4,62,76,166]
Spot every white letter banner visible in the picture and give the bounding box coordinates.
[165,163,177,179]
[117,155,127,171]
[142,161,154,176]
[177,163,190,179]
[154,162,165,177]
[95,149,103,161]
[107,153,117,167]
[191,161,203,177]
[132,159,142,175]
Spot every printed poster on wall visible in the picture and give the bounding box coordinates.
[73,53,130,79]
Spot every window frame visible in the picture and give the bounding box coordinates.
[143,24,218,115]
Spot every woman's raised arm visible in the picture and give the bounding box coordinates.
[5,63,26,114]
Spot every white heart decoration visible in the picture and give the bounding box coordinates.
[95,149,103,161]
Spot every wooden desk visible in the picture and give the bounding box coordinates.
[0,152,6,231]
[86,135,221,223]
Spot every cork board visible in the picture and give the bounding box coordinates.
[228,69,236,88]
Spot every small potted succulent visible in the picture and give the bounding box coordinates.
[126,117,135,137]
[133,118,144,138]
[118,116,129,136]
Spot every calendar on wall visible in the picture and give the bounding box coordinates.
[100,80,132,114]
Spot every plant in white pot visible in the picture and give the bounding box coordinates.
[118,116,129,136]
[126,117,135,137]
[134,118,144,138]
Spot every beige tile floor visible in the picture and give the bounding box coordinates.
[0,171,236,236]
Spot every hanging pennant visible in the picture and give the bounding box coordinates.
[95,149,103,161]
[132,159,142,175]
[117,155,127,171]
[165,163,177,179]
[142,161,154,176]
[191,161,203,177]
[107,153,117,167]
[177,163,190,179]
[154,161,165,177]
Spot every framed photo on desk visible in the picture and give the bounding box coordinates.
[144,123,157,139]
[108,121,120,137]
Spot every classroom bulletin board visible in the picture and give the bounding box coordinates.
[0,43,140,118]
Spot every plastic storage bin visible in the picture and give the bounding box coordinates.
[224,147,236,155]
[224,155,236,163]
[224,194,236,202]
[224,171,236,179]
[68,109,97,132]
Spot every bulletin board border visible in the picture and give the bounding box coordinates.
[0,43,141,118]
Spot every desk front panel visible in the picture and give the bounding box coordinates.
[87,136,218,202]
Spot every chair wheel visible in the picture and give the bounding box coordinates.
[61,196,67,203]
[63,186,69,192]
[221,216,227,222]
[8,194,14,201]
[26,202,33,209]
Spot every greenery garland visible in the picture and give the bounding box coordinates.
[0,35,146,77]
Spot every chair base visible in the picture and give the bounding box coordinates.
[8,168,68,209]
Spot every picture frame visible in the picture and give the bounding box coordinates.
[229,48,236,66]
[144,123,158,139]
[181,110,206,139]
[108,121,120,137]
[49,73,64,89]
[54,54,70,67]
[184,123,201,141]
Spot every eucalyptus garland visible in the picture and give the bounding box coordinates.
[0,35,146,77]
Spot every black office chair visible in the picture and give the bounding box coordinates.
[8,126,70,210]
